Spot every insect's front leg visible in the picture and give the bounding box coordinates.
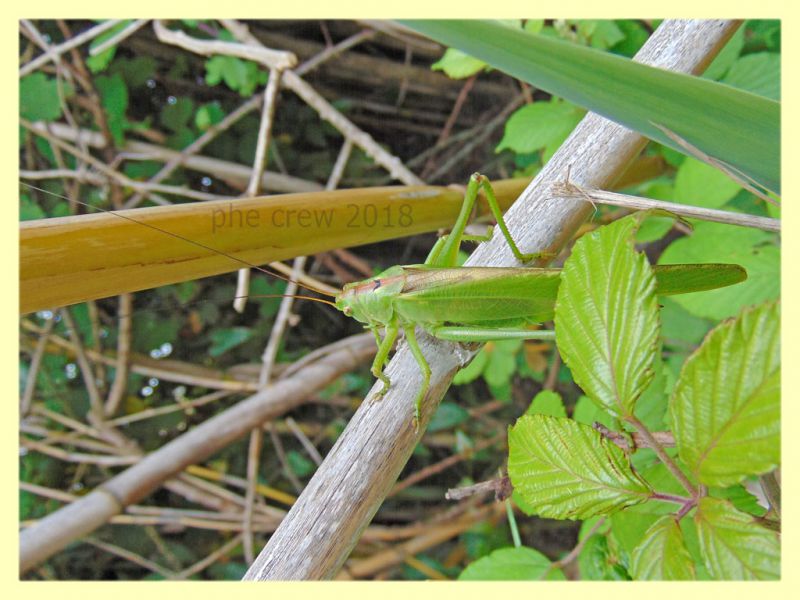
[370,319,399,397]
[402,325,431,431]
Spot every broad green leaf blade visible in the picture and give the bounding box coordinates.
[508,415,653,520]
[694,497,780,580]
[555,213,659,417]
[652,264,747,296]
[459,546,566,580]
[670,300,780,486]
[403,20,780,193]
[630,516,696,580]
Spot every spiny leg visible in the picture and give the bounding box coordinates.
[371,319,399,397]
[477,174,554,264]
[428,324,556,342]
[403,325,431,430]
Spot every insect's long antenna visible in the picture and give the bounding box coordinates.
[234,294,337,308]
[20,182,338,298]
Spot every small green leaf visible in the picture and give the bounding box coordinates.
[160,97,195,132]
[508,415,652,520]
[673,157,741,209]
[495,99,584,154]
[431,48,486,79]
[428,402,469,432]
[555,213,659,418]
[694,497,779,580]
[483,339,522,388]
[630,516,695,580]
[526,389,567,418]
[459,546,565,580]
[20,194,46,221]
[20,73,71,122]
[286,450,315,477]
[86,20,131,73]
[722,52,780,100]
[195,101,226,131]
[96,73,129,145]
[208,327,253,357]
[702,26,745,81]
[670,300,780,487]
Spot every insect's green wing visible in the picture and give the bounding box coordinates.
[652,264,747,295]
[394,266,562,326]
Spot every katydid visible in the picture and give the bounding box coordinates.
[22,175,747,429]
[334,173,747,427]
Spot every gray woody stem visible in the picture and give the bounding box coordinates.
[243,20,742,580]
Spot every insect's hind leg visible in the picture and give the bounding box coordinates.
[477,174,555,264]
[403,325,431,431]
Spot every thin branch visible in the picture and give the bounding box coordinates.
[222,19,423,185]
[553,181,780,232]
[154,20,296,69]
[295,29,376,76]
[20,334,375,574]
[104,293,132,417]
[20,316,56,416]
[89,19,149,56]
[20,20,122,77]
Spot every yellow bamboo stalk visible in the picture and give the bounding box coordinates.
[20,179,529,313]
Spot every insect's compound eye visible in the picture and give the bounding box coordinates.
[343,306,352,316]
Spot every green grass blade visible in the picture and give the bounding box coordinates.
[402,20,780,193]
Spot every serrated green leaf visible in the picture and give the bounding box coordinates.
[555,214,659,417]
[526,389,567,418]
[673,157,742,209]
[630,516,695,580]
[459,546,565,580]
[722,52,780,100]
[694,497,779,579]
[508,415,652,520]
[495,99,584,154]
[659,222,779,320]
[670,300,780,486]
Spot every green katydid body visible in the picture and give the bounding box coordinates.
[334,173,747,427]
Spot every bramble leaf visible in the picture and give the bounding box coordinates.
[670,300,780,487]
[630,516,695,580]
[694,497,779,580]
[508,415,652,519]
[525,389,567,418]
[555,213,659,418]
[459,546,565,580]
